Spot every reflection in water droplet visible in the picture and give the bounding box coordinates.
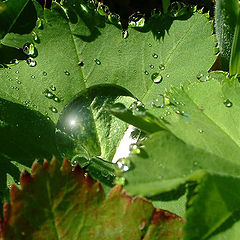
[64,70,70,76]
[97,4,109,16]
[26,57,37,67]
[31,75,36,79]
[122,30,128,39]
[43,71,47,76]
[166,74,170,78]
[149,64,154,69]
[49,106,58,113]
[94,59,101,65]
[116,158,131,172]
[159,64,165,70]
[199,129,204,133]
[151,73,162,84]
[23,43,38,57]
[144,70,149,75]
[152,53,158,59]
[224,99,233,107]
[148,43,152,47]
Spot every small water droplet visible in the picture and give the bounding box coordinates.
[149,64,154,69]
[26,57,37,67]
[64,70,70,76]
[44,90,54,99]
[122,30,128,39]
[15,70,19,74]
[15,87,19,91]
[32,31,40,43]
[97,4,109,16]
[50,85,56,91]
[193,161,198,166]
[53,96,61,103]
[159,64,165,70]
[94,59,101,65]
[23,43,38,57]
[148,43,152,47]
[144,70,149,75]
[78,61,84,66]
[49,106,58,113]
[151,73,162,84]
[43,71,47,76]
[199,129,204,133]
[166,74,170,78]
[224,99,232,107]
[114,176,126,185]
[36,18,44,29]
[16,79,22,84]
[152,53,158,59]
[31,75,36,79]
[196,73,204,80]
[116,158,131,172]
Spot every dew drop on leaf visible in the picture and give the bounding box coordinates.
[196,73,204,80]
[50,85,56,91]
[116,158,131,172]
[36,18,44,29]
[64,70,70,76]
[23,43,38,57]
[224,99,232,107]
[144,70,149,75]
[199,129,204,133]
[78,61,84,66]
[15,70,19,74]
[32,31,40,43]
[44,90,54,99]
[49,106,58,113]
[149,64,154,69]
[129,13,145,27]
[151,73,163,84]
[31,75,36,79]
[152,53,158,59]
[122,30,128,39]
[166,74,170,78]
[43,71,47,76]
[94,59,101,65]
[159,64,165,70]
[53,96,61,103]
[148,43,152,47]
[26,57,37,67]
[97,4,109,16]
[114,176,126,185]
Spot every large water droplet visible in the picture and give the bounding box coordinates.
[94,59,101,65]
[23,43,38,57]
[26,57,37,67]
[151,73,163,84]
[53,96,61,103]
[56,85,135,160]
[107,13,121,26]
[122,30,128,39]
[224,99,232,107]
[116,158,131,172]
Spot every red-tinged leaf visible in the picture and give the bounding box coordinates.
[0,158,184,240]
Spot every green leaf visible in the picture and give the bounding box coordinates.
[184,173,240,240]
[147,74,240,163]
[123,131,240,198]
[0,0,37,39]
[0,158,184,240]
